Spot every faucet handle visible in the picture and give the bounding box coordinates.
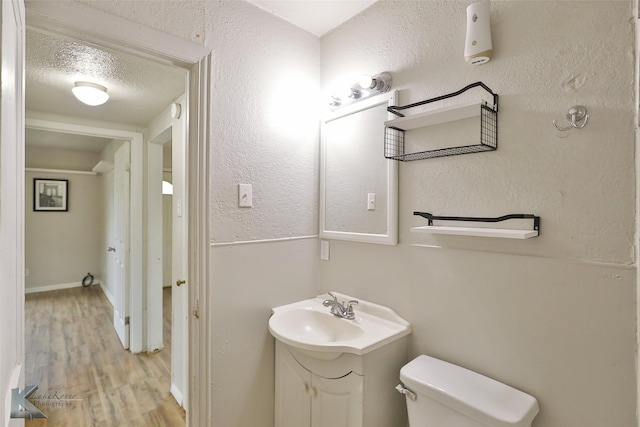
[346,300,358,313]
[322,292,338,308]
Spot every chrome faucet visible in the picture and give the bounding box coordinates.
[322,292,358,320]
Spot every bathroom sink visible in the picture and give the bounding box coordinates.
[269,292,411,356]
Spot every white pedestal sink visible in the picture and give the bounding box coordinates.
[269,292,412,427]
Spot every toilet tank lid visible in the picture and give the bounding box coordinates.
[400,355,539,427]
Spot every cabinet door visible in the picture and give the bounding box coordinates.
[275,343,312,427]
[312,373,364,427]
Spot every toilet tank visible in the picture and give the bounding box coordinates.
[399,355,539,427]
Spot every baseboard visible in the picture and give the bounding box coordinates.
[99,282,115,307]
[170,383,183,407]
[25,280,101,294]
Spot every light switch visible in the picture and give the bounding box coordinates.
[367,193,376,211]
[239,184,253,208]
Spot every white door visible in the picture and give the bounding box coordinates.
[171,101,188,405]
[0,0,25,424]
[113,141,130,348]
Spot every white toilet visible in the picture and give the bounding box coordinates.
[397,355,539,427]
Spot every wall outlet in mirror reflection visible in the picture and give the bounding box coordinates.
[320,240,330,261]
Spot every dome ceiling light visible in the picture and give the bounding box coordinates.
[72,81,110,106]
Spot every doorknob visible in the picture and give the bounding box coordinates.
[107,246,116,252]
[176,279,186,286]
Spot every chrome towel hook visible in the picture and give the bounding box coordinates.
[553,105,589,131]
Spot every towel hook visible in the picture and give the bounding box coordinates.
[553,105,589,131]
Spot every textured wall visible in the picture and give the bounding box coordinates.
[85,0,321,242]
[324,101,390,234]
[204,3,321,425]
[320,1,636,426]
[78,0,206,45]
[323,0,635,264]
[206,1,320,243]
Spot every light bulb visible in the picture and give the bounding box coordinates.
[358,75,374,89]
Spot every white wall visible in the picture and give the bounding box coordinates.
[25,147,104,290]
[205,3,320,424]
[320,2,636,427]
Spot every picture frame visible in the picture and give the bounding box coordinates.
[34,178,68,212]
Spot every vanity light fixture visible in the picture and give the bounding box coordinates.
[358,73,392,93]
[72,81,110,106]
[329,72,392,109]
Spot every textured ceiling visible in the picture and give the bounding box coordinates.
[26,29,186,151]
[25,1,375,152]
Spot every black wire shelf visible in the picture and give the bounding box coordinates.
[384,82,498,161]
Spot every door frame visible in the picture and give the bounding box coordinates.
[25,2,211,425]
[25,117,145,351]
[1,0,25,425]
[146,94,189,406]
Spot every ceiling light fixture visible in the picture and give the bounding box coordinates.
[72,82,110,106]
[329,72,392,110]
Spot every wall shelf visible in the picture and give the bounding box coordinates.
[92,160,113,174]
[412,212,540,239]
[385,100,483,130]
[384,82,498,161]
[411,225,538,239]
[26,167,97,176]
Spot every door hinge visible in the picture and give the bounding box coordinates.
[125,316,130,325]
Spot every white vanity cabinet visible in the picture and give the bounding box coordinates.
[269,293,412,427]
[274,339,407,427]
[275,341,363,427]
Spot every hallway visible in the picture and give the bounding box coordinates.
[24,286,184,426]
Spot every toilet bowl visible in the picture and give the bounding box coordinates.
[397,355,539,427]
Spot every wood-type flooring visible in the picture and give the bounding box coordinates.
[24,286,185,426]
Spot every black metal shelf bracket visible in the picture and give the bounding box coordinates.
[414,212,540,234]
[388,81,499,118]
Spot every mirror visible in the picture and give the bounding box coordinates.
[320,90,398,245]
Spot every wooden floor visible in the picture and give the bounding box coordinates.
[25,286,185,427]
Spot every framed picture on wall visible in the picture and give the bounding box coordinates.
[34,178,68,211]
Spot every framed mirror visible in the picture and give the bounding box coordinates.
[320,90,398,245]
